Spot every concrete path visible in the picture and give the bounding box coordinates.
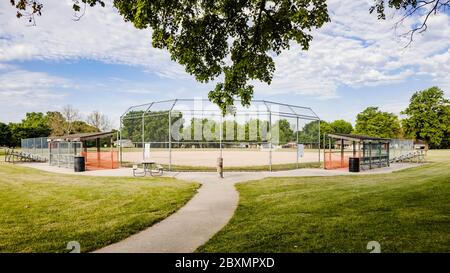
[94,172,267,253]
[20,162,421,253]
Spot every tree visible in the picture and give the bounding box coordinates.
[61,105,80,135]
[121,110,183,144]
[354,107,401,138]
[10,1,448,111]
[8,112,51,146]
[71,121,99,134]
[86,111,111,132]
[121,111,143,143]
[46,111,66,136]
[272,119,295,144]
[21,112,51,137]
[329,119,353,134]
[244,119,269,142]
[401,86,450,148]
[370,0,450,46]
[0,123,12,147]
[298,120,331,148]
[10,0,330,113]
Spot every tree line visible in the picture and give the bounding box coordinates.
[119,87,449,149]
[0,105,111,147]
[314,87,449,149]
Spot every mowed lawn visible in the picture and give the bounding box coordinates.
[0,164,199,253]
[199,150,450,253]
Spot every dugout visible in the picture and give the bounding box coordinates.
[324,133,390,171]
[47,131,118,170]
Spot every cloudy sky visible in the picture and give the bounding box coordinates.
[1,0,449,127]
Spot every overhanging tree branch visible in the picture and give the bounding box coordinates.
[371,0,450,47]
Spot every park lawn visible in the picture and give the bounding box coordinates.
[0,163,199,253]
[198,150,450,253]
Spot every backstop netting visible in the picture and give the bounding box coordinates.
[119,99,322,171]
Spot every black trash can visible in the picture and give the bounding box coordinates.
[349,157,360,172]
[74,156,85,172]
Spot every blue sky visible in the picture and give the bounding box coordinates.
[1,0,449,127]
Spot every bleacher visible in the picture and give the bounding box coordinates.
[4,148,48,163]
[390,149,426,163]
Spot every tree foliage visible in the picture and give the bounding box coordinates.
[71,121,99,134]
[116,0,330,113]
[0,123,13,147]
[10,0,330,113]
[370,0,450,46]
[298,120,330,147]
[5,112,51,146]
[329,119,353,135]
[272,119,295,144]
[86,111,111,132]
[9,1,447,111]
[121,112,298,145]
[46,111,66,136]
[354,107,401,138]
[121,111,183,144]
[1,108,108,147]
[401,86,450,148]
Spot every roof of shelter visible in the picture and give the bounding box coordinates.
[327,133,391,142]
[48,131,115,142]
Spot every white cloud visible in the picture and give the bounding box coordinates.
[256,0,450,98]
[0,68,70,103]
[0,0,188,79]
[0,0,449,101]
[0,66,72,121]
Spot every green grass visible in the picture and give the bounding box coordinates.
[0,163,199,253]
[198,150,450,253]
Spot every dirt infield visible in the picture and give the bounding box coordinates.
[121,149,322,167]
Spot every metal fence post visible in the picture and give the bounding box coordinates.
[220,114,223,159]
[49,141,52,165]
[119,117,123,166]
[269,111,272,172]
[318,119,321,165]
[168,111,172,171]
[323,133,326,169]
[57,142,60,167]
[68,142,71,168]
[296,117,299,169]
[142,113,145,160]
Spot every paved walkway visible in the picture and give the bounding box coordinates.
[95,173,255,253]
[20,162,420,253]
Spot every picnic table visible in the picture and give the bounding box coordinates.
[132,160,164,177]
